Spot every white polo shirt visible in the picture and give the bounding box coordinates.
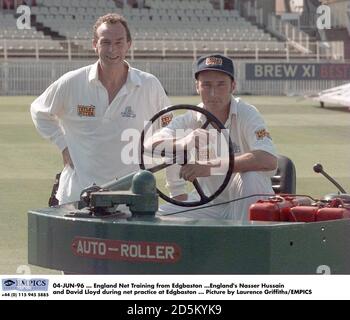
[159,96,277,201]
[31,61,171,204]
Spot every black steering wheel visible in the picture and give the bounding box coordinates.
[140,104,235,207]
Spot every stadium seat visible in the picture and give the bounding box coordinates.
[271,155,296,194]
[0,0,297,60]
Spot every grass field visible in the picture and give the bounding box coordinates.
[0,95,349,274]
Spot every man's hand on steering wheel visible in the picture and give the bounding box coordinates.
[140,104,235,207]
[180,163,212,182]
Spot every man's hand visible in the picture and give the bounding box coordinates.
[62,147,74,169]
[179,163,212,182]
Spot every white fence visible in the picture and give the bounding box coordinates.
[0,60,348,96]
[0,38,345,62]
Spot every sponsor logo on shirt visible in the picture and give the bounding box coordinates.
[77,105,95,117]
[121,106,136,118]
[160,113,173,127]
[255,128,271,140]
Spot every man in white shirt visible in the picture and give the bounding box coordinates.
[147,54,278,221]
[31,13,170,204]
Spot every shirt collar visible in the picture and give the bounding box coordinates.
[229,96,238,115]
[88,61,99,83]
[127,63,142,87]
[88,60,142,88]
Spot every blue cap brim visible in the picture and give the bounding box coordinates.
[195,68,234,80]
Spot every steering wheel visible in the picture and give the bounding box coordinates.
[140,104,235,207]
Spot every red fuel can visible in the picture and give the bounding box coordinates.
[289,206,317,222]
[249,196,312,222]
[249,199,282,221]
[317,207,350,221]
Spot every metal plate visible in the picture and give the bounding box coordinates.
[28,203,350,274]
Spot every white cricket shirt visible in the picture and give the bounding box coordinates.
[159,96,277,201]
[31,61,170,204]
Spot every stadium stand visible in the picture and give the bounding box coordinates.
[0,0,292,59]
[0,0,349,96]
[0,0,347,60]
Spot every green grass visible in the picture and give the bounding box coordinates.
[0,97,62,274]
[0,95,349,274]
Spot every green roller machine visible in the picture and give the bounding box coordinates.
[28,105,350,274]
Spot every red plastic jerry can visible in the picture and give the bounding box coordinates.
[249,197,286,221]
[289,206,317,222]
[317,207,350,221]
[249,196,312,222]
